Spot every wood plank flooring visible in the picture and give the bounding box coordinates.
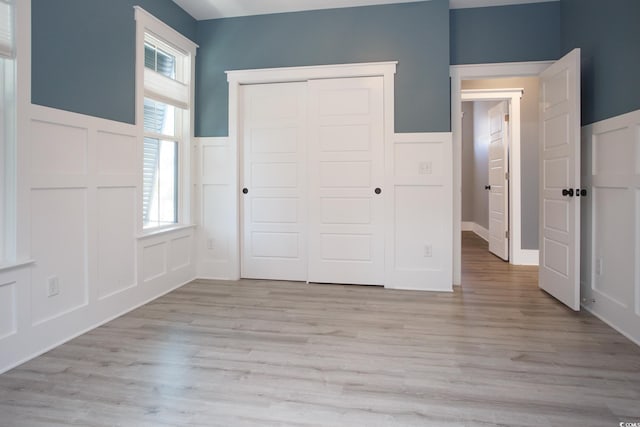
[0,232,638,426]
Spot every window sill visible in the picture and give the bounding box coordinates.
[137,224,196,240]
[0,259,35,274]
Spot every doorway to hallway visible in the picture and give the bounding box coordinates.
[461,231,537,290]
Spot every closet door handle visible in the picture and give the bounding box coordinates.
[485,185,491,190]
[242,188,248,194]
[374,188,382,195]
[562,188,574,197]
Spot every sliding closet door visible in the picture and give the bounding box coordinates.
[307,77,385,285]
[240,82,308,281]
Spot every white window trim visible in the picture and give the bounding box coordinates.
[134,6,197,234]
[0,0,16,264]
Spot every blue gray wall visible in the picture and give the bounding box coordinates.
[195,0,450,137]
[561,0,640,125]
[31,1,640,131]
[450,2,562,65]
[31,0,196,124]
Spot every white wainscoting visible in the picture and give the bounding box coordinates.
[0,105,196,374]
[387,133,453,292]
[196,137,236,280]
[581,109,640,346]
[196,133,453,292]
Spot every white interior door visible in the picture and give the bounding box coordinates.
[488,101,509,260]
[539,48,581,310]
[307,77,385,285]
[240,82,308,281]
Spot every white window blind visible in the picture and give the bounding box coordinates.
[144,68,189,110]
[0,1,13,59]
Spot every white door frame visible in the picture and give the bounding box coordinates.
[226,61,397,281]
[461,89,523,262]
[451,61,553,285]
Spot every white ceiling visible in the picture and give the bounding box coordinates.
[172,0,559,20]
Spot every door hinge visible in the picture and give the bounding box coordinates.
[506,230,510,239]
[505,114,510,122]
[505,172,509,180]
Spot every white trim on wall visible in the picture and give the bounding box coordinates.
[473,223,489,242]
[451,61,553,284]
[15,0,29,262]
[1,103,198,374]
[581,108,640,346]
[462,221,489,242]
[134,6,198,235]
[195,136,237,280]
[517,250,540,266]
[226,62,398,85]
[389,132,453,292]
[0,0,198,375]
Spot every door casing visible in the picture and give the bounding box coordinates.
[461,89,523,262]
[451,61,553,285]
[227,62,397,284]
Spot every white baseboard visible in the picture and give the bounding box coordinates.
[461,221,489,241]
[512,249,539,266]
[582,304,640,348]
[0,276,195,375]
[472,223,489,242]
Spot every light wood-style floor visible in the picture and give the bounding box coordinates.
[1,232,639,426]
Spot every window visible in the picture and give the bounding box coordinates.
[135,7,196,230]
[143,98,179,225]
[144,42,176,79]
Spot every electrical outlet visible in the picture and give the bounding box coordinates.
[423,244,432,258]
[418,161,432,175]
[207,238,215,250]
[595,258,603,275]
[47,276,60,297]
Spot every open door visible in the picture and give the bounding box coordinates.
[538,48,581,310]
[488,101,509,261]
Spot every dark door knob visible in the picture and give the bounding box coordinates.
[485,185,491,190]
[562,188,574,197]
[374,188,382,195]
[242,188,248,194]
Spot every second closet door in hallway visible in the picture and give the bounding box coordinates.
[308,77,385,285]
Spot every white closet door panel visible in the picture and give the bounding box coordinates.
[308,77,385,285]
[241,82,308,281]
